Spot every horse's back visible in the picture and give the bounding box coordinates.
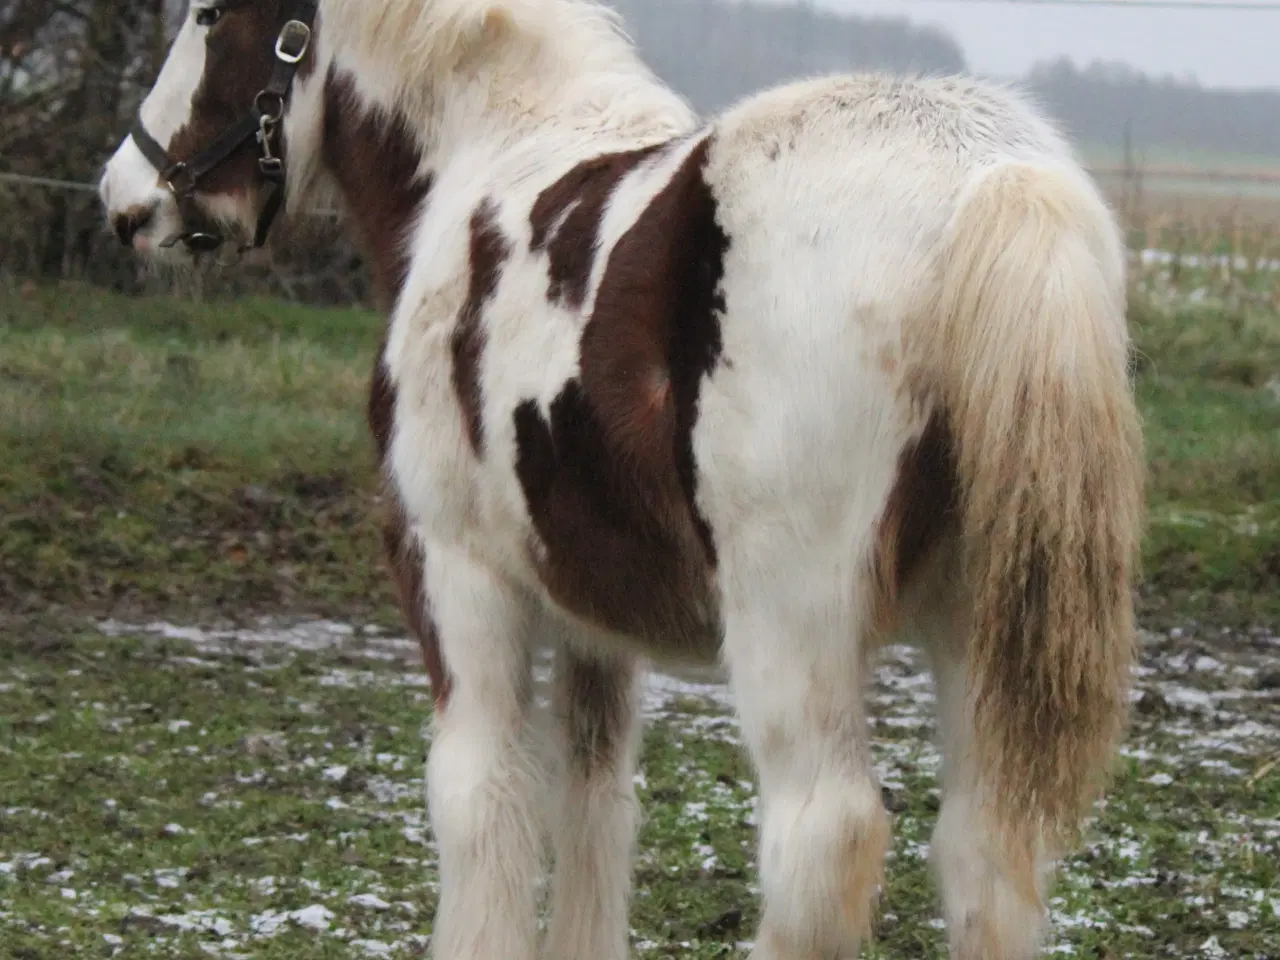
[711,71,1076,181]
[702,72,1080,323]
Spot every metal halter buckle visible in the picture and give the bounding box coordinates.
[275,20,311,64]
[161,162,194,199]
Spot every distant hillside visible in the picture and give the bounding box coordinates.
[1025,59,1280,163]
[605,0,968,112]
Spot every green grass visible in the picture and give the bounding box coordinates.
[0,282,394,622]
[1126,295,1280,626]
[1,621,1276,957]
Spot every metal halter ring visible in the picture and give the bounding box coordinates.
[255,90,285,125]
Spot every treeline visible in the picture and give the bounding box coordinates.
[1,1,166,282]
[605,0,966,112]
[1025,58,1280,161]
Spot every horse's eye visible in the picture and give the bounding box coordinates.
[194,7,223,27]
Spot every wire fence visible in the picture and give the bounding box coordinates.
[0,170,367,305]
[0,172,100,194]
[0,171,345,217]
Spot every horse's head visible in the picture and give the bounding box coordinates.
[99,1,321,262]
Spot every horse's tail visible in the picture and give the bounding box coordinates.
[933,160,1145,854]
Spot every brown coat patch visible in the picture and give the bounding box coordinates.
[870,414,958,638]
[323,69,447,706]
[529,144,664,310]
[382,492,452,709]
[367,356,452,709]
[366,345,398,463]
[555,649,636,775]
[322,67,434,312]
[512,136,728,663]
[450,198,511,458]
[166,2,295,199]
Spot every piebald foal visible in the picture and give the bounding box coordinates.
[99,1,1146,957]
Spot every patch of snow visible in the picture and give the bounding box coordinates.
[348,893,391,911]
[352,941,394,957]
[292,904,335,929]
[154,909,236,937]
[154,867,188,889]
[1159,684,1216,712]
[250,904,334,937]
[1201,936,1228,959]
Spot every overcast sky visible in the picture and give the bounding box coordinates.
[828,1,1280,90]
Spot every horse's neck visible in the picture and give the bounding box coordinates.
[315,35,689,311]
[317,64,440,312]
[315,58,565,311]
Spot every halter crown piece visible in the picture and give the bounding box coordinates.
[131,0,319,255]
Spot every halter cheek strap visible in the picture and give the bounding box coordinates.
[131,0,319,254]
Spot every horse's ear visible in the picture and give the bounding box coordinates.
[475,0,540,47]
[431,0,519,60]
[480,4,515,31]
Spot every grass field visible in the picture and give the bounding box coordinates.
[2,273,1279,957]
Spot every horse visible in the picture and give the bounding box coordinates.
[98,1,1146,957]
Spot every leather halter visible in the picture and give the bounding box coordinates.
[130,0,318,254]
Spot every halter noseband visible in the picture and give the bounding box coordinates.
[130,0,318,255]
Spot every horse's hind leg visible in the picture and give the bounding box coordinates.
[921,587,1054,960]
[421,544,543,960]
[542,636,645,960]
[721,549,891,959]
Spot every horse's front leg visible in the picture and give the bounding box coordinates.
[542,632,646,960]
[422,543,543,960]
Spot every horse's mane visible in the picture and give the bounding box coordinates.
[323,0,665,99]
